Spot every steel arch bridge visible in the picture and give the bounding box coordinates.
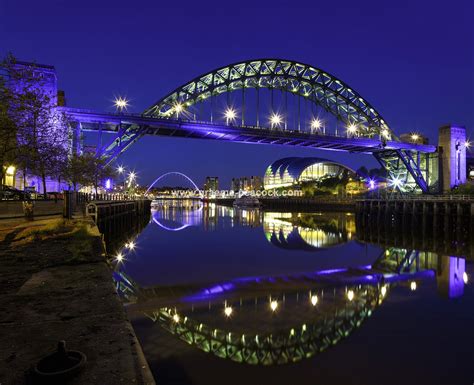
[65,58,439,193]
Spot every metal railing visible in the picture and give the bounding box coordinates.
[358,194,474,202]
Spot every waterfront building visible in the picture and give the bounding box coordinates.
[2,61,71,193]
[231,176,263,192]
[263,157,357,190]
[204,176,219,191]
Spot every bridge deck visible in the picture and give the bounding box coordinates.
[65,108,437,154]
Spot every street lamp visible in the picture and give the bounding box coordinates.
[270,113,282,128]
[381,129,390,139]
[347,123,357,136]
[114,97,129,112]
[174,102,184,118]
[310,118,322,132]
[411,133,420,142]
[389,176,403,189]
[465,140,471,149]
[6,165,15,175]
[224,107,236,124]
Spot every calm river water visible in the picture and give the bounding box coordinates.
[107,200,474,385]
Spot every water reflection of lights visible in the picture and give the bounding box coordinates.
[224,306,233,317]
[270,300,278,312]
[347,290,355,301]
[152,199,203,231]
[263,212,355,250]
[310,294,318,306]
[410,281,417,291]
[151,285,382,366]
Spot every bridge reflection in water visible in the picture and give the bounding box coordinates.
[110,201,470,369]
[151,199,355,249]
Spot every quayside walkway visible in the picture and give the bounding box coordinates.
[0,217,155,384]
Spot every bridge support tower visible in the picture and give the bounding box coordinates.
[438,125,467,192]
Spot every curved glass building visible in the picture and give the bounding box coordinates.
[264,157,356,189]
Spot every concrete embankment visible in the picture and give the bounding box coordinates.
[0,217,155,384]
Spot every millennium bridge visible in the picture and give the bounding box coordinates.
[53,59,461,194]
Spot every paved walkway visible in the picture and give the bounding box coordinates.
[0,218,155,384]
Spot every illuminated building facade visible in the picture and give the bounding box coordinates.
[263,157,356,190]
[204,176,219,191]
[231,176,264,192]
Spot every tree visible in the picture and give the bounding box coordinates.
[369,167,388,179]
[1,55,71,197]
[452,183,474,195]
[0,54,20,186]
[356,166,369,179]
[63,153,116,193]
[86,156,116,194]
[63,153,90,191]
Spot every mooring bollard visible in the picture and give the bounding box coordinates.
[22,200,34,220]
[63,191,74,219]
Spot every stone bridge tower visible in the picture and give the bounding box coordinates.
[438,125,467,192]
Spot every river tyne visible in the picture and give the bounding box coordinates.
[101,200,473,385]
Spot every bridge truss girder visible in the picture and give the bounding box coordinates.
[374,149,439,194]
[144,59,393,138]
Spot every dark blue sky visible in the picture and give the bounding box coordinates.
[1,0,472,188]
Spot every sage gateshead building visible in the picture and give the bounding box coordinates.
[263,157,356,190]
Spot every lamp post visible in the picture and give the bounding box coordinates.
[114,97,129,113]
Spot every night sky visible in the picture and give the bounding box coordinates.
[1,0,472,188]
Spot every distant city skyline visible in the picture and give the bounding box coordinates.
[1,0,472,187]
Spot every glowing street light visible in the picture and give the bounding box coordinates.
[270,300,278,312]
[128,172,136,182]
[224,306,233,317]
[117,166,125,174]
[311,118,322,131]
[368,179,376,190]
[347,123,357,136]
[381,129,390,139]
[465,140,471,149]
[115,253,124,263]
[173,102,184,117]
[347,290,355,301]
[310,294,318,306]
[114,97,129,112]
[411,133,420,142]
[410,281,417,291]
[270,113,282,128]
[389,176,403,189]
[6,165,15,175]
[126,241,135,251]
[224,107,236,124]
[463,272,468,284]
